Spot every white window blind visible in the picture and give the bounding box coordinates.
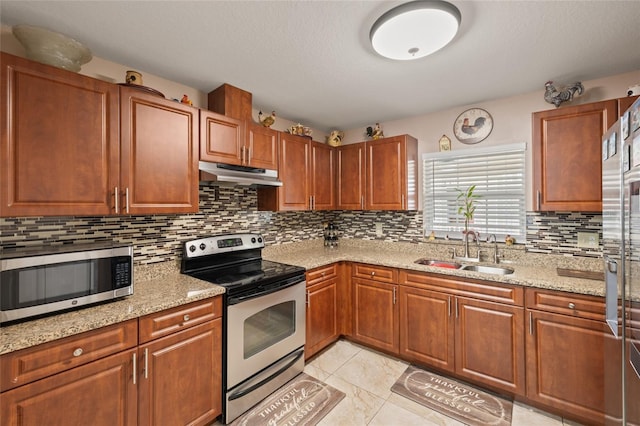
[423,143,526,241]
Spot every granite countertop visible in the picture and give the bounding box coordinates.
[263,238,609,298]
[0,262,225,355]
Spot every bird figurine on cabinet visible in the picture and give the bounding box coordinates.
[180,94,193,106]
[258,110,276,128]
[327,130,344,147]
[544,81,584,108]
[366,123,384,140]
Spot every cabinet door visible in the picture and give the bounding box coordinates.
[1,52,119,217]
[200,109,243,166]
[306,279,339,359]
[138,319,222,426]
[1,349,137,426]
[310,141,335,210]
[352,278,398,353]
[336,143,366,210]
[526,310,621,424]
[275,133,310,210]
[120,87,199,214]
[247,123,278,170]
[366,136,407,210]
[399,286,455,372]
[532,100,617,211]
[455,297,525,395]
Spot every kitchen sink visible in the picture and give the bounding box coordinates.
[460,264,514,275]
[414,259,462,269]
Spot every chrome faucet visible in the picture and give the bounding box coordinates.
[488,234,499,263]
[463,231,476,258]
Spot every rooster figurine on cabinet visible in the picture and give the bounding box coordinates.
[258,110,276,128]
[544,81,584,108]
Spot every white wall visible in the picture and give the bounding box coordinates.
[342,70,640,209]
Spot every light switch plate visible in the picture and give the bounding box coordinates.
[577,232,599,248]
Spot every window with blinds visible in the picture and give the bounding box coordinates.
[423,143,526,241]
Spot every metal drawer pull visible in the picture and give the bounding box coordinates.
[114,186,119,213]
[393,287,397,305]
[132,353,137,385]
[183,314,190,322]
[448,296,452,317]
[72,348,83,357]
[371,271,376,276]
[144,348,149,379]
[568,303,576,309]
[529,311,533,335]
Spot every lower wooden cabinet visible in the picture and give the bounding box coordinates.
[305,278,339,359]
[397,281,525,395]
[0,296,223,426]
[455,296,524,394]
[138,319,222,426]
[352,277,399,354]
[399,285,455,372]
[1,349,137,426]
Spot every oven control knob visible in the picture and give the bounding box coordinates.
[258,237,263,243]
[189,245,196,252]
[199,243,206,251]
[251,237,256,243]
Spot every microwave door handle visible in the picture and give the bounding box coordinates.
[604,257,620,337]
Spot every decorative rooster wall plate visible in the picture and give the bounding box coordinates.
[453,108,493,144]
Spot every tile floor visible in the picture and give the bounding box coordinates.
[301,339,584,426]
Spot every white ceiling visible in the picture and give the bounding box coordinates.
[1,1,639,133]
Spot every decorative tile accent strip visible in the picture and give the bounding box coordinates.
[525,211,602,257]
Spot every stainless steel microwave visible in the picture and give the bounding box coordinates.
[0,244,133,323]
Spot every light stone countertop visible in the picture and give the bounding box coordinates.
[0,261,225,355]
[263,238,609,298]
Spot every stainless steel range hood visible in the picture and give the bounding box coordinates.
[199,161,282,187]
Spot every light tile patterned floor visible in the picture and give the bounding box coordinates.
[304,339,582,426]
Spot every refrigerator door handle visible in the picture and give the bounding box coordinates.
[604,256,620,337]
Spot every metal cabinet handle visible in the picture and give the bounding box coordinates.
[393,287,397,305]
[361,196,364,210]
[568,302,576,310]
[132,353,137,385]
[448,296,452,317]
[183,314,190,322]
[371,271,376,276]
[306,290,310,308]
[144,348,149,380]
[247,146,252,164]
[536,190,541,210]
[73,348,83,357]
[402,194,405,209]
[455,298,459,318]
[529,311,533,335]
[125,187,130,214]
[114,186,119,213]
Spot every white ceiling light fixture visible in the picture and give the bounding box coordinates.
[370,0,461,61]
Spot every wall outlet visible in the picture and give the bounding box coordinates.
[577,232,599,248]
[375,222,383,237]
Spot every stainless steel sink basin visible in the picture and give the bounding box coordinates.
[414,259,462,269]
[460,264,514,275]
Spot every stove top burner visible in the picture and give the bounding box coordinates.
[180,233,305,298]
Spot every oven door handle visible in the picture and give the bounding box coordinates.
[227,276,305,305]
[227,348,304,401]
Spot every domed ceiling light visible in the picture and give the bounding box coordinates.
[370,0,461,61]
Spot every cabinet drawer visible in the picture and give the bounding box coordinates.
[353,263,398,283]
[306,264,338,286]
[0,319,137,392]
[525,288,604,320]
[139,297,222,344]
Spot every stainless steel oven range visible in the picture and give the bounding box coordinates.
[181,233,306,424]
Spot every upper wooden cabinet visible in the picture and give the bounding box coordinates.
[337,135,418,211]
[258,135,334,211]
[207,83,278,170]
[1,52,119,217]
[532,100,617,212]
[0,52,198,217]
[119,87,199,214]
[200,109,244,165]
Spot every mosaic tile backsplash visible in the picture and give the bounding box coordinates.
[0,184,603,264]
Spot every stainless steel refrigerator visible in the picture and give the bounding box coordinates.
[603,96,640,425]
